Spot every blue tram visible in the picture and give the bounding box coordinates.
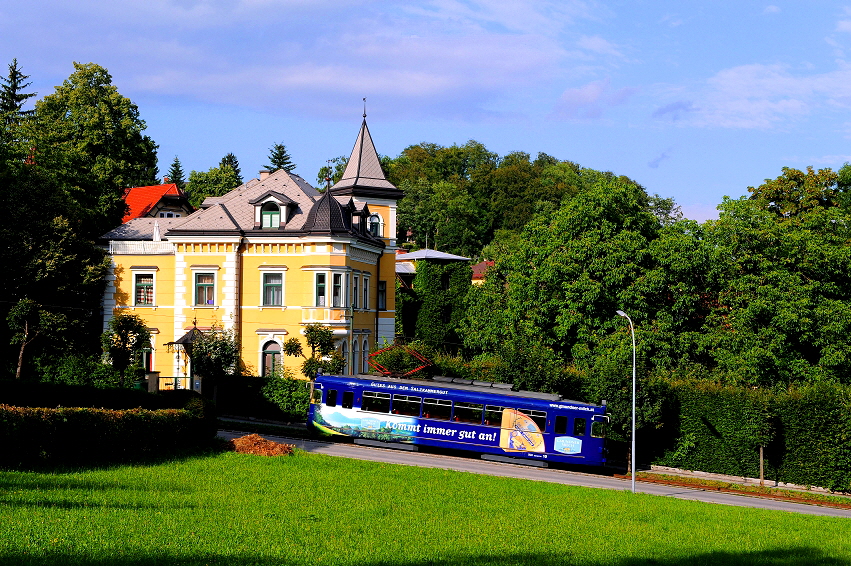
[308,374,609,466]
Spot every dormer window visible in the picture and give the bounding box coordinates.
[369,214,382,237]
[250,190,294,230]
[261,202,281,229]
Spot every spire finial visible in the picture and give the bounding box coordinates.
[363,97,366,118]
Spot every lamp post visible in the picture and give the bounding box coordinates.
[616,309,636,494]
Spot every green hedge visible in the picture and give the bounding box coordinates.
[0,379,162,409]
[0,381,217,468]
[651,380,851,491]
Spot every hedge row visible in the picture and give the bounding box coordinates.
[0,379,169,410]
[0,397,216,468]
[651,380,851,491]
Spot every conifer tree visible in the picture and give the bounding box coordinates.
[0,59,36,121]
[220,152,243,184]
[266,142,295,173]
[167,156,186,190]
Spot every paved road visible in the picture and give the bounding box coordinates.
[218,429,851,519]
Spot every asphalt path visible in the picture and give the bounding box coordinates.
[218,429,851,519]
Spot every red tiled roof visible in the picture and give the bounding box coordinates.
[471,260,494,280]
[122,183,182,223]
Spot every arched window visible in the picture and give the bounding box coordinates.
[369,214,382,237]
[362,338,369,375]
[352,339,360,375]
[261,202,281,229]
[262,341,281,377]
[341,340,348,374]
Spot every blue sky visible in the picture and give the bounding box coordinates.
[5,1,851,221]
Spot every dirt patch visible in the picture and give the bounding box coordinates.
[228,434,295,457]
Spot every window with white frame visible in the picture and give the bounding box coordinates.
[377,281,387,310]
[315,273,326,306]
[194,273,215,305]
[369,214,382,237]
[134,273,154,306]
[307,267,350,308]
[262,341,281,376]
[332,273,343,307]
[261,202,281,229]
[352,275,359,309]
[352,339,360,375]
[362,276,369,310]
[262,272,283,306]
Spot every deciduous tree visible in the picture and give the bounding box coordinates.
[27,62,159,235]
[184,164,242,208]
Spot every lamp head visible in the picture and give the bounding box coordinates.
[616,310,627,317]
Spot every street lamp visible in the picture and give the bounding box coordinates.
[616,309,636,494]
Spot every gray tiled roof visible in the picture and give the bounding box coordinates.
[165,169,320,235]
[101,217,185,240]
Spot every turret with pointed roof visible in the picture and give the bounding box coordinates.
[330,118,404,201]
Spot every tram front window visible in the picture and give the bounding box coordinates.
[362,391,391,413]
[392,395,421,416]
[454,402,483,424]
[591,418,607,438]
[423,398,452,420]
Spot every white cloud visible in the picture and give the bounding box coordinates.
[837,20,851,32]
[763,5,781,14]
[576,35,623,58]
[656,63,851,129]
[551,78,637,120]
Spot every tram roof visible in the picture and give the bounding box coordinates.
[319,373,603,408]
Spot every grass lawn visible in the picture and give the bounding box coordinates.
[1,450,850,566]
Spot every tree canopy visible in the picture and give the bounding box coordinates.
[266,142,295,173]
[184,164,242,208]
[167,156,186,190]
[25,62,159,236]
[0,59,36,121]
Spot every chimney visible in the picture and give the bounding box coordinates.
[259,169,271,181]
[163,176,170,183]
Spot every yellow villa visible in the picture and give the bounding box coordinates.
[101,118,401,384]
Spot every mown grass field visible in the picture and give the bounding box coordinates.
[1,450,850,566]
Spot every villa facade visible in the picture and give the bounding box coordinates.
[100,119,401,381]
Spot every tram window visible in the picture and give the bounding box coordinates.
[454,402,483,424]
[342,391,354,409]
[522,409,547,431]
[591,420,606,438]
[311,388,323,404]
[573,417,587,437]
[362,391,391,413]
[484,406,505,426]
[393,395,422,417]
[555,415,568,435]
[326,389,338,408]
[423,398,452,420]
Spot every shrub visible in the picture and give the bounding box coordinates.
[36,354,126,389]
[261,368,310,422]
